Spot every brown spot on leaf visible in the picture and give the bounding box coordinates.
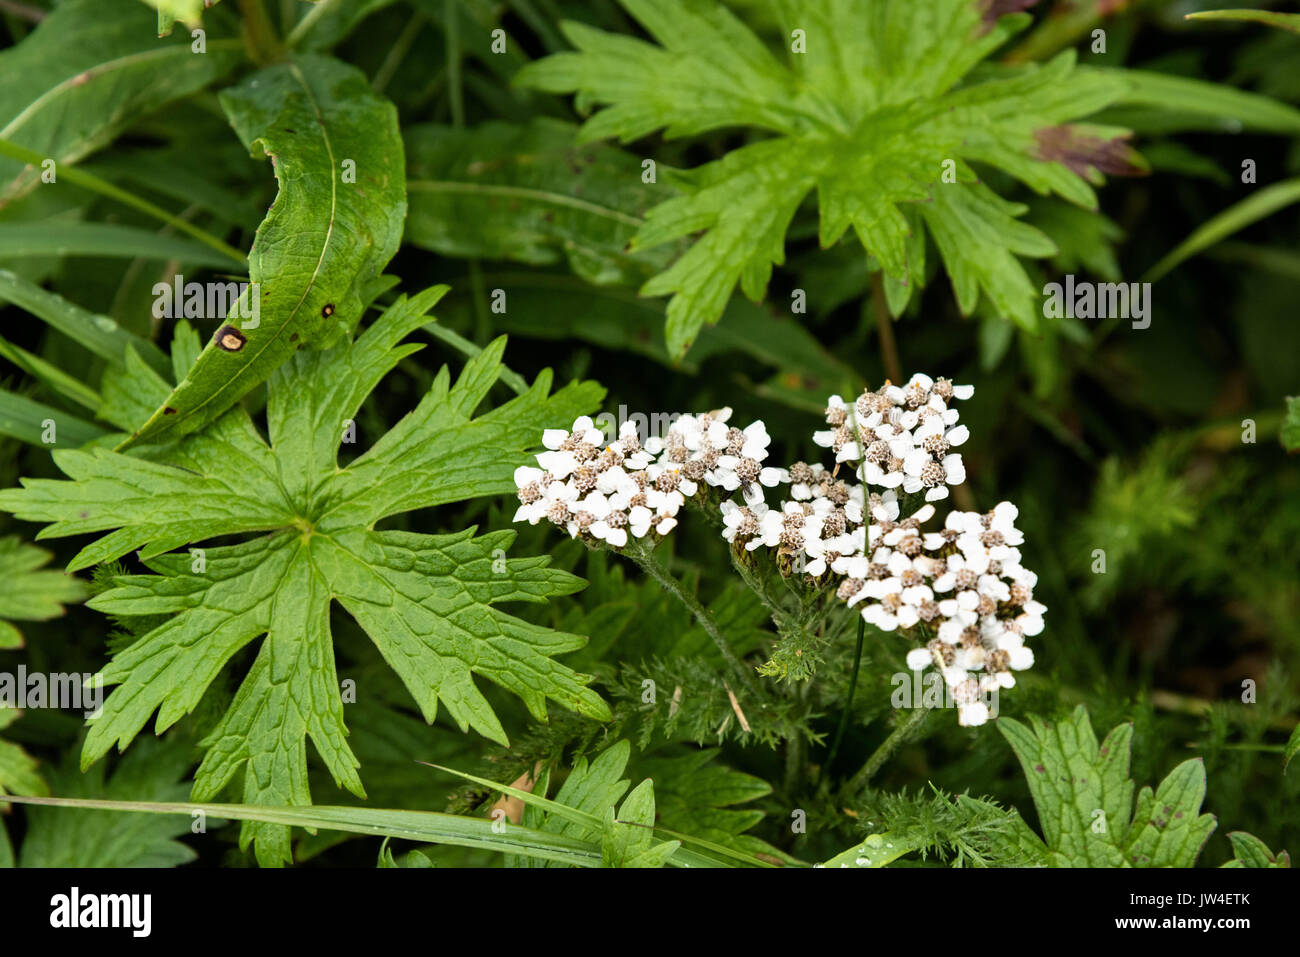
[163,407,177,415]
[321,303,335,318]
[215,325,247,351]
[1035,125,1147,179]
[290,332,299,342]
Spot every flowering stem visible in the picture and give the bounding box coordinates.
[622,539,763,697]
[842,704,932,796]
[824,615,865,774]
[870,272,902,383]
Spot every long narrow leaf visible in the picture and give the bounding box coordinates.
[0,795,606,867]
[1146,179,1300,280]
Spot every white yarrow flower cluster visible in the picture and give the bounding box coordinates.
[829,373,973,502]
[718,373,1045,727]
[514,409,785,549]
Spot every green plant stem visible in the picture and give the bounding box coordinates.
[843,705,932,796]
[285,0,335,48]
[0,138,246,266]
[373,12,425,93]
[237,0,282,63]
[445,0,465,127]
[871,272,902,383]
[824,615,865,774]
[622,539,762,698]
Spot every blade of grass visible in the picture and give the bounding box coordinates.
[421,760,768,867]
[0,136,245,265]
[0,222,237,270]
[0,795,605,867]
[0,335,101,410]
[0,389,106,446]
[0,269,170,375]
[1146,178,1300,281]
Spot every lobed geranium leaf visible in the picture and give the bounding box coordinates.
[1001,706,1222,867]
[123,53,407,449]
[0,285,610,866]
[517,0,1133,356]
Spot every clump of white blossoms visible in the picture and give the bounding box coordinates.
[514,375,1045,729]
[731,373,1046,728]
[818,373,973,502]
[514,408,786,548]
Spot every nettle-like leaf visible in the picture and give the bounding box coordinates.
[0,0,241,206]
[517,0,1135,355]
[124,53,407,448]
[0,536,87,649]
[0,286,610,866]
[1000,705,1218,867]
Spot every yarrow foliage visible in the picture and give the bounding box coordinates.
[515,373,1046,726]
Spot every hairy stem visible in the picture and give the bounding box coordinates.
[843,705,932,796]
[623,539,762,697]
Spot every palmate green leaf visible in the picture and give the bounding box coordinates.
[1000,706,1219,867]
[142,0,206,28]
[123,53,407,449]
[18,736,195,868]
[405,118,678,286]
[0,285,610,867]
[517,0,1132,355]
[0,536,87,649]
[0,0,241,207]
